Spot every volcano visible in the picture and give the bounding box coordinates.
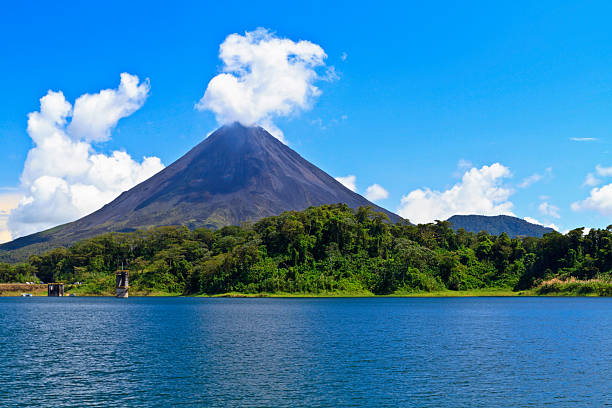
[1,123,403,260]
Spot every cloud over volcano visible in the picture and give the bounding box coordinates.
[196,28,330,141]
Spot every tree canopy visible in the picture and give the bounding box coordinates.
[2,204,611,296]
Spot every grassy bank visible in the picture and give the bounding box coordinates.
[389,287,526,297]
[0,284,48,296]
[0,283,181,297]
[206,289,376,298]
[532,278,612,296]
[205,287,528,297]
[0,285,523,297]
[65,284,180,297]
[4,282,612,297]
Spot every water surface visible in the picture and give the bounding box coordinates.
[0,297,610,407]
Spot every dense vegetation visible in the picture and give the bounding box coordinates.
[1,204,612,296]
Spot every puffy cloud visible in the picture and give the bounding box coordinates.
[334,176,388,202]
[595,164,612,177]
[68,73,149,142]
[7,74,164,239]
[365,184,389,201]
[538,201,560,218]
[397,163,514,224]
[583,173,600,187]
[0,193,22,243]
[572,165,612,215]
[571,183,612,216]
[196,28,329,141]
[335,175,357,192]
[580,165,612,187]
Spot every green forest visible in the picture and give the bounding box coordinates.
[2,204,612,296]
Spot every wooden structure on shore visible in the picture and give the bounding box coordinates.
[48,283,64,297]
[116,270,129,298]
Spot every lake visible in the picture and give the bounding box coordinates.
[0,297,610,407]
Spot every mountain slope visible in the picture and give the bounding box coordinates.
[1,123,402,261]
[447,214,554,238]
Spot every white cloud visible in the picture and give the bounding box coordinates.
[523,216,559,231]
[518,173,542,188]
[453,159,473,178]
[7,73,164,239]
[335,175,357,192]
[570,137,597,142]
[523,216,540,225]
[311,118,326,130]
[571,183,612,216]
[397,163,514,224]
[595,164,612,177]
[68,73,149,142]
[583,173,600,187]
[196,28,329,142]
[0,194,22,243]
[518,167,552,188]
[341,52,347,61]
[323,66,340,82]
[580,165,612,187]
[457,159,472,169]
[538,201,560,218]
[365,184,389,201]
[258,118,286,142]
[572,165,612,215]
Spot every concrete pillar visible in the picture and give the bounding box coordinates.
[48,283,64,297]
[116,271,129,298]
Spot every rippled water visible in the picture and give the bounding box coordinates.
[0,297,611,407]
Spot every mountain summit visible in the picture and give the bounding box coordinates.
[1,123,402,259]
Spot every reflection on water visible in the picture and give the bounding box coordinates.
[0,297,611,407]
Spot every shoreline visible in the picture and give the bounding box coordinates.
[2,286,609,298]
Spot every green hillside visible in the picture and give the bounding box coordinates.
[1,204,611,297]
[448,214,554,238]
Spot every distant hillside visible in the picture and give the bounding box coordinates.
[447,214,555,238]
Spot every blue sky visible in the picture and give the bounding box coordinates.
[2,0,612,241]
